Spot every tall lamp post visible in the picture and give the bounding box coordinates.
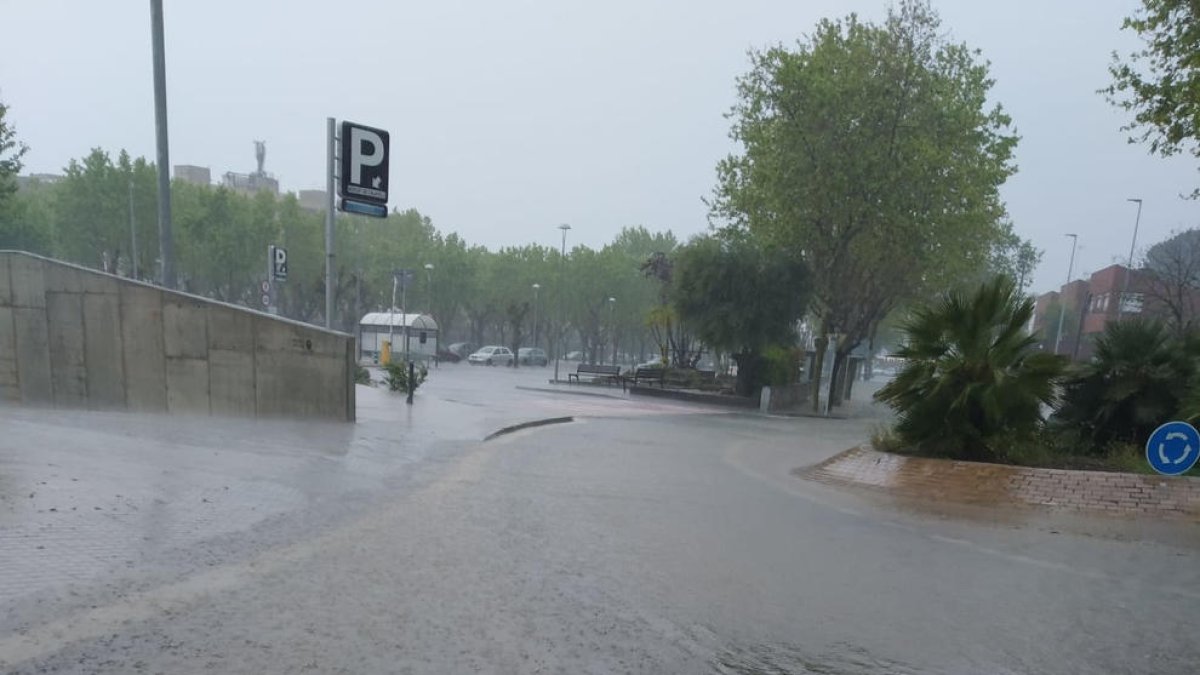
[532,283,541,349]
[423,263,435,313]
[1118,198,1144,319]
[1054,233,1078,355]
[608,297,616,365]
[553,223,571,382]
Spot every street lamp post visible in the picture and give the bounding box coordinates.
[424,263,436,368]
[423,263,435,313]
[532,283,541,349]
[149,0,175,288]
[608,297,616,365]
[1054,234,1078,355]
[553,224,571,383]
[388,273,398,364]
[128,180,138,280]
[1118,198,1144,319]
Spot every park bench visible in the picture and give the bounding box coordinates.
[567,363,622,386]
[630,366,666,388]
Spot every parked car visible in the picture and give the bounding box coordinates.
[518,347,548,366]
[436,348,462,363]
[467,345,515,366]
[565,350,584,361]
[447,342,476,359]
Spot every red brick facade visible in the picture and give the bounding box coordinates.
[1032,264,1156,360]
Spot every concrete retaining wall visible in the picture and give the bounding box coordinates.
[799,446,1200,520]
[0,251,355,421]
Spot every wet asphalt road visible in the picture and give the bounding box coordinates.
[1,364,1199,674]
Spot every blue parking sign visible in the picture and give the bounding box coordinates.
[1145,421,1200,476]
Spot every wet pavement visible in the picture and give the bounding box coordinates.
[1,364,1198,673]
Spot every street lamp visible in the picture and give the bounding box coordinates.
[553,223,571,382]
[1054,234,1078,355]
[423,263,435,313]
[532,283,541,349]
[608,297,616,365]
[1118,198,1144,319]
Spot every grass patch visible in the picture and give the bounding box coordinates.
[870,424,1200,476]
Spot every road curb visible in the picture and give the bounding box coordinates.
[484,416,575,441]
[514,385,626,399]
[797,445,1200,520]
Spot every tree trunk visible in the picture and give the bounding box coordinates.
[827,348,848,409]
[733,352,763,398]
[811,334,828,414]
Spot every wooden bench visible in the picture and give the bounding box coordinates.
[567,363,622,385]
[630,367,666,388]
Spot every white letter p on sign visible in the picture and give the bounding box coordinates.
[349,127,384,185]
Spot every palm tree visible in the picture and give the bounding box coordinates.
[875,276,1065,461]
[1054,319,1196,449]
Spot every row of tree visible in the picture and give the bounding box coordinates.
[0,150,684,364]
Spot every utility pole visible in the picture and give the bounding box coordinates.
[325,117,337,329]
[149,0,175,288]
[608,297,616,365]
[128,180,138,280]
[1054,233,1078,355]
[1118,198,1144,319]
[532,283,541,349]
[553,224,571,382]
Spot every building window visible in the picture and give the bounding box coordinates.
[1120,292,1144,314]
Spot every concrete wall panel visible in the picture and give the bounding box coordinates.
[163,296,208,359]
[209,350,256,416]
[9,255,45,309]
[13,307,52,403]
[83,293,126,409]
[120,283,167,412]
[0,255,11,306]
[0,306,17,401]
[208,305,254,352]
[46,292,87,407]
[165,357,210,414]
[0,252,353,421]
[44,265,86,294]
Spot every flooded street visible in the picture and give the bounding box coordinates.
[2,366,1198,673]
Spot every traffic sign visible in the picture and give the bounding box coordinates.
[260,280,271,294]
[339,120,389,207]
[1145,421,1200,476]
[269,245,288,281]
[393,268,415,288]
[261,293,271,307]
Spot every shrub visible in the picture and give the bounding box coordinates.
[762,345,802,387]
[383,361,428,393]
[1053,319,1198,451]
[354,365,371,385]
[874,276,1066,461]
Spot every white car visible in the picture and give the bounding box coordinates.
[467,345,515,366]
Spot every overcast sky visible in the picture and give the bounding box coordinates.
[2,0,1197,292]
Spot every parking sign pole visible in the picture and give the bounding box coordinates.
[325,117,336,329]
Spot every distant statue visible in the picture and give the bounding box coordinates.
[254,140,266,176]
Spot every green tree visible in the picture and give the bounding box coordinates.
[1104,0,1200,196]
[1143,228,1200,336]
[0,98,26,201]
[673,234,811,394]
[1054,320,1198,450]
[712,0,1018,412]
[875,277,1065,462]
[0,96,33,248]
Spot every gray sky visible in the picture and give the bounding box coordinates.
[2,0,1196,292]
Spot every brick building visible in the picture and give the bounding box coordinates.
[1032,264,1154,360]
